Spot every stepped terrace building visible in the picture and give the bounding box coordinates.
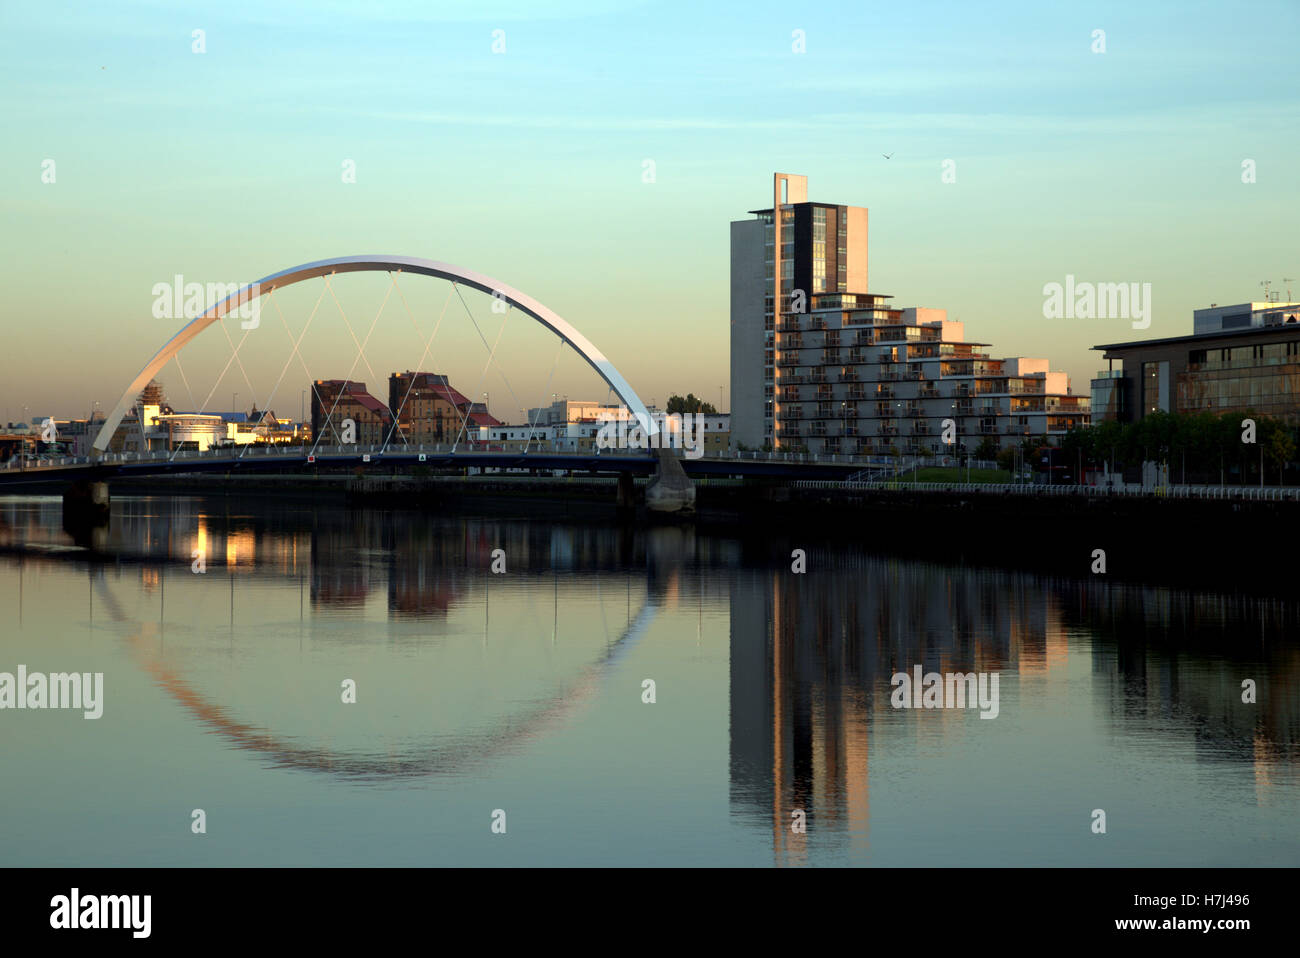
[777,296,1089,456]
[732,173,1086,454]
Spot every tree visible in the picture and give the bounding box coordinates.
[666,393,719,415]
[974,436,998,461]
[1260,416,1296,484]
[1066,409,1295,485]
[1091,418,1124,472]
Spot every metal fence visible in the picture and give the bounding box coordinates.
[792,480,1300,501]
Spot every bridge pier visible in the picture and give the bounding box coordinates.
[645,449,695,515]
[62,479,110,549]
[63,479,110,522]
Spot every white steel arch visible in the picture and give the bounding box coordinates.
[94,255,656,452]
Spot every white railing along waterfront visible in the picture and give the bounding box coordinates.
[1,444,1006,470]
[791,480,1300,501]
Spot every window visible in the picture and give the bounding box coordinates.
[1142,361,1164,415]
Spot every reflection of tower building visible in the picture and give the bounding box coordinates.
[1013,601,1068,677]
[729,568,874,864]
[729,570,775,815]
[729,559,1063,863]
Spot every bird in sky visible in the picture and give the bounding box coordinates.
[882,152,894,159]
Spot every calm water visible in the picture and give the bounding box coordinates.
[1,495,1296,866]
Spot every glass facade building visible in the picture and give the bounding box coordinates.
[1093,302,1300,424]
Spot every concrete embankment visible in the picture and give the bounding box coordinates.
[718,483,1292,593]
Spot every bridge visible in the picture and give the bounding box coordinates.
[3,253,887,520]
[0,443,877,484]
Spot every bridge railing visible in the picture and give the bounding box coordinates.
[792,479,1300,501]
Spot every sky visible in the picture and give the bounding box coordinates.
[2,0,1297,423]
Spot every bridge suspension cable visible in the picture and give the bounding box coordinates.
[381,274,455,452]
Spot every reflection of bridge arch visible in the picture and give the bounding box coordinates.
[93,255,657,452]
[81,569,659,781]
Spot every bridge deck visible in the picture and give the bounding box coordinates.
[0,444,876,485]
